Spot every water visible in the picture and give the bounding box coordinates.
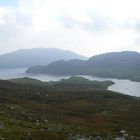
[0,68,140,97]
[0,68,71,81]
[78,75,140,97]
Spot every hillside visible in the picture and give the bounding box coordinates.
[26,51,140,81]
[0,77,139,139]
[0,48,87,68]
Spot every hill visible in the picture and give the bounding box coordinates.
[26,51,140,81]
[0,77,139,139]
[0,48,87,68]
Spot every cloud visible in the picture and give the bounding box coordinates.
[59,14,114,34]
[0,0,140,56]
[0,4,34,53]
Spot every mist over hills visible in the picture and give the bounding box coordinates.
[26,51,140,81]
[0,48,87,68]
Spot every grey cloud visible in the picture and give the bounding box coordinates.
[59,14,114,33]
[15,12,32,26]
[0,11,30,42]
[121,19,140,31]
[133,20,140,31]
[59,16,80,29]
[0,7,33,54]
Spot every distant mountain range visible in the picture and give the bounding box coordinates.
[26,51,140,82]
[0,48,87,68]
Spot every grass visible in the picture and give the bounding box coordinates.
[0,77,139,139]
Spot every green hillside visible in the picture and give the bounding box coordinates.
[26,51,140,82]
[0,77,139,139]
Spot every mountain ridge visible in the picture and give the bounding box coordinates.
[26,51,140,82]
[0,48,87,68]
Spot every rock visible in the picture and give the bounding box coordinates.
[94,136,103,140]
[0,137,5,140]
[44,119,48,123]
[10,106,14,110]
[120,130,126,134]
[68,135,90,140]
[106,134,113,140]
[0,123,5,129]
[114,137,126,140]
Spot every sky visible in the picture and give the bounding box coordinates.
[0,0,140,57]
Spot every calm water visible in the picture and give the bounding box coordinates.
[0,68,140,97]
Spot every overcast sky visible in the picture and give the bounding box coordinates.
[0,0,140,56]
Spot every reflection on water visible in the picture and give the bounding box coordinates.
[0,68,140,97]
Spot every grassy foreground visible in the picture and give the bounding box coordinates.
[0,77,139,140]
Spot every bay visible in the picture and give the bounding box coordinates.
[0,68,139,97]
